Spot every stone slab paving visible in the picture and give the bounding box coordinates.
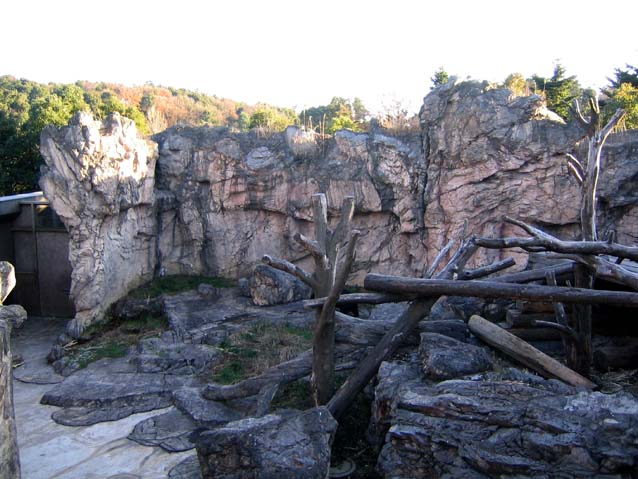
[11,317,195,479]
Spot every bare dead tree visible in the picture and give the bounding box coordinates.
[264,193,359,405]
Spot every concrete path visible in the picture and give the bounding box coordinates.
[11,317,195,479]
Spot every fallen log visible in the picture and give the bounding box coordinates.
[468,315,595,389]
[493,262,574,284]
[460,257,516,280]
[363,274,638,308]
[203,344,364,401]
[303,292,408,309]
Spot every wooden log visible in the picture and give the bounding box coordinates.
[202,344,363,401]
[468,315,595,389]
[494,262,574,284]
[460,257,516,280]
[363,274,638,308]
[594,345,638,371]
[303,292,408,309]
[312,229,359,405]
[475,234,638,262]
[573,263,593,374]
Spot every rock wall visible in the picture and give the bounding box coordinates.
[40,82,638,335]
[0,317,20,478]
[0,262,24,479]
[40,113,158,338]
[153,126,426,281]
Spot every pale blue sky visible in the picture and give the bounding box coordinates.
[2,0,637,113]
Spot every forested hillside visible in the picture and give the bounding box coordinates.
[1,64,637,196]
[0,77,301,195]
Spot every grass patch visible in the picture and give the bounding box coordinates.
[66,312,169,369]
[72,340,131,369]
[211,322,312,384]
[271,379,314,410]
[129,275,235,299]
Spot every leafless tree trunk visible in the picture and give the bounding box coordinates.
[264,193,359,405]
[568,99,625,372]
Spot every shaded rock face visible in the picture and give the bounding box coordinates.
[0,310,21,478]
[195,407,337,479]
[40,112,158,338]
[40,83,638,335]
[375,370,638,478]
[418,332,493,380]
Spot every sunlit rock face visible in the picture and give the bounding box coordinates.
[419,80,587,268]
[153,126,426,283]
[40,112,158,338]
[39,83,638,335]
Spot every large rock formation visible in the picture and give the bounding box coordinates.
[420,81,585,267]
[374,364,638,478]
[153,126,426,281]
[0,262,24,479]
[39,82,638,334]
[40,112,158,338]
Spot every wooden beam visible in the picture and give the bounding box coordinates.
[363,274,638,308]
[468,315,594,389]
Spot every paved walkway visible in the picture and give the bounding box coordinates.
[11,317,194,479]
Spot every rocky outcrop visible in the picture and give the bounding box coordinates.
[153,126,426,282]
[375,366,638,478]
[40,83,638,334]
[0,261,16,304]
[0,262,22,479]
[194,407,337,479]
[249,264,312,306]
[40,112,158,338]
[420,81,586,268]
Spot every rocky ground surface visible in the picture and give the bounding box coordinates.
[10,283,638,478]
[12,316,193,479]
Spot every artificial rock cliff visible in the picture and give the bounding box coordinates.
[40,80,638,336]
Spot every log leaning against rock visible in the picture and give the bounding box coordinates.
[468,315,595,389]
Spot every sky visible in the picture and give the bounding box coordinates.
[2,0,637,114]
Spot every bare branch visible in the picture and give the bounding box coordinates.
[425,237,456,278]
[565,153,584,184]
[311,193,328,253]
[262,255,318,290]
[571,98,591,132]
[328,196,355,254]
[439,235,479,280]
[530,320,579,344]
[304,292,408,309]
[600,108,626,142]
[293,233,329,270]
[479,219,638,262]
[566,162,583,185]
[460,257,516,280]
